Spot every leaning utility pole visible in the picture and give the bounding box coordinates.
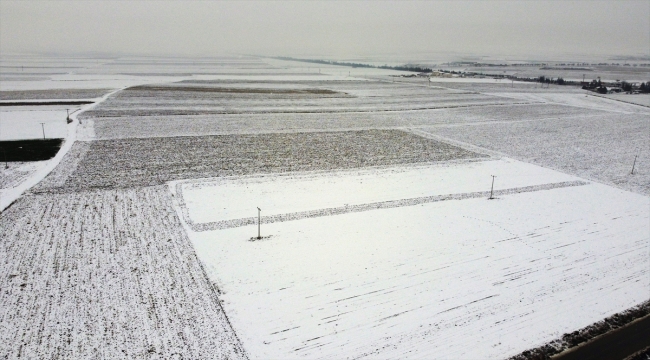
[40,123,45,140]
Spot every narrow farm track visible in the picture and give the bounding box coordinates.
[0,186,247,359]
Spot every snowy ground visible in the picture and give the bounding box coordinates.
[599,94,650,108]
[176,159,577,226]
[0,107,70,140]
[0,187,246,359]
[423,113,650,195]
[2,54,648,359]
[0,161,47,188]
[33,129,482,193]
[177,162,649,359]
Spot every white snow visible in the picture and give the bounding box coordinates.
[0,88,123,211]
[0,108,70,140]
[180,159,578,225]
[178,162,649,359]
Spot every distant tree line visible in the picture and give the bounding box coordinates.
[274,57,432,73]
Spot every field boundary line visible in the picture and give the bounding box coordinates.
[178,180,588,232]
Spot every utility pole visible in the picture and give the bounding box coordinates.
[66,109,70,123]
[631,155,638,175]
[489,175,496,199]
[257,207,261,239]
[40,123,45,140]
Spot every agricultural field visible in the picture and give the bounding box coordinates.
[33,129,482,193]
[175,161,648,359]
[0,161,47,188]
[78,81,524,120]
[0,107,70,140]
[79,102,603,140]
[0,88,110,101]
[0,187,246,359]
[423,113,650,195]
[600,94,650,108]
[1,54,649,359]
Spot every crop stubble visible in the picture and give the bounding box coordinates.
[34,129,485,193]
[0,186,246,359]
[424,114,650,195]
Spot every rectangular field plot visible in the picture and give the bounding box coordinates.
[176,159,579,227]
[425,113,650,195]
[186,180,649,359]
[35,129,483,192]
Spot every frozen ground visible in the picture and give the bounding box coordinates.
[176,159,577,226]
[0,108,69,140]
[0,161,47,188]
[32,129,483,193]
[0,88,110,100]
[179,163,649,359]
[599,94,650,108]
[78,81,523,120]
[422,113,650,195]
[485,92,650,115]
[0,187,246,359]
[2,54,648,359]
[79,103,600,140]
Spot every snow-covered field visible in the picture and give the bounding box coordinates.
[178,162,649,359]
[175,159,577,227]
[0,108,69,140]
[80,102,601,140]
[599,94,650,108]
[0,187,246,359]
[0,161,47,188]
[2,54,648,359]
[34,129,482,192]
[0,88,110,100]
[424,113,650,195]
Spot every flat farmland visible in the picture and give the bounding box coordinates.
[0,186,246,359]
[0,89,110,101]
[79,81,524,119]
[33,129,483,193]
[80,103,602,140]
[423,113,650,195]
[0,107,70,140]
[2,54,648,359]
[0,161,47,188]
[178,163,649,359]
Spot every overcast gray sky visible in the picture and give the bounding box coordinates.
[1,1,648,59]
